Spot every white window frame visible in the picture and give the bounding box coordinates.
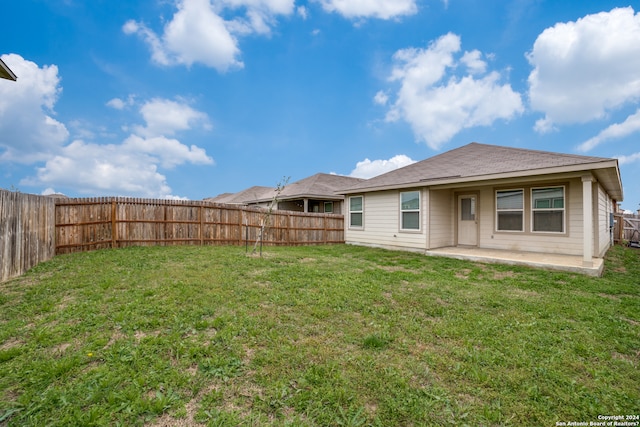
[349,195,363,229]
[496,189,524,232]
[400,190,421,231]
[324,201,333,213]
[531,186,565,233]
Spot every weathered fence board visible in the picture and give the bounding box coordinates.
[54,198,344,254]
[1,194,345,282]
[613,213,640,243]
[0,190,56,282]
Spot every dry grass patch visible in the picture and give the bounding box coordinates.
[0,338,23,351]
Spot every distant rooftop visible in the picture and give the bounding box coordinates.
[206,173,365,204]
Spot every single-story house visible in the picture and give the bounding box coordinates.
[339,143,623,275]
[207,173,364,214]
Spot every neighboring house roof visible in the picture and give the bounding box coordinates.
[0,58,17,81]
[340,142,623,201]
[205,186,274,204]
[273,173,365,202]
[206,173,365,205]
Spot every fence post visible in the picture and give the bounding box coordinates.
[238,207,244,246]
[111,198,117,248]
[200,205,204,246]
[323,214,327,245]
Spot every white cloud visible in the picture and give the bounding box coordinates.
[28,98,214,195]
[527,7,640,130]
[134,0,242,71]
[297,5,308,19]
[123,20,172,66]
[617,152,640,165]
[349,154,416,179]
[226,0,295,34]
[106,95,135,110]
[460,50,486,74]
[24,128,214,198]
[134,98,212,137]
[219,0,293,15]
[24,140,174,198]
[0,54,69,163]
[1,55,214,198]
[124,0,295,71]
[578,109,640,152]
[382,33,523,150]
[533,117,555,134]
[316,0,418,19]
[106,98,126,110]
[373,90,388,106]
[123,134,213,169]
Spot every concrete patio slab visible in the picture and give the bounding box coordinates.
[425,247,604,276]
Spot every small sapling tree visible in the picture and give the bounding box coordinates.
[252,176,289,256]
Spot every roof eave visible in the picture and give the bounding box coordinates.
[252,193,345,203]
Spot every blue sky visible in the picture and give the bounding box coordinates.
[1,0,639,211]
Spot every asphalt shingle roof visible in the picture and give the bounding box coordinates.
[277,173,364,199]
[205,186,273,204]
[341,142,615,193]
[206,174,364,204]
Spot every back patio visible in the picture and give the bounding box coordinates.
[426,246,604,276]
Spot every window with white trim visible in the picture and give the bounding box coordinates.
[496,189,523,231]
[324,202,333,213]
[400,191,420,230]
[349,196,363,228]
[532,187,564,232]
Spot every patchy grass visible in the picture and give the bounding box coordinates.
[1,244,639,426]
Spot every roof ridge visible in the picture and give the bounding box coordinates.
[469,141,611,161]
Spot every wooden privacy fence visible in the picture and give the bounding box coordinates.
[55,197,345,255]
[0,190,56,283]
[614,213,640,243]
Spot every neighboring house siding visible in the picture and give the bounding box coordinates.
[278,200,302,211]
[345,190,426,251]
[597,183,612,257]
[428,189,454,249]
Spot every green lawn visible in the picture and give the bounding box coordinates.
[1,244,639,426]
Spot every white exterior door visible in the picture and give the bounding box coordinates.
[458,195,478,246]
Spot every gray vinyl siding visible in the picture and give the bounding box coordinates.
[345,189,427,251]
[478,178,583,255]
[427,189,454,249]
[596,183,612,257]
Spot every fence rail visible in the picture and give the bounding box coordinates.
[54,197,344,255]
